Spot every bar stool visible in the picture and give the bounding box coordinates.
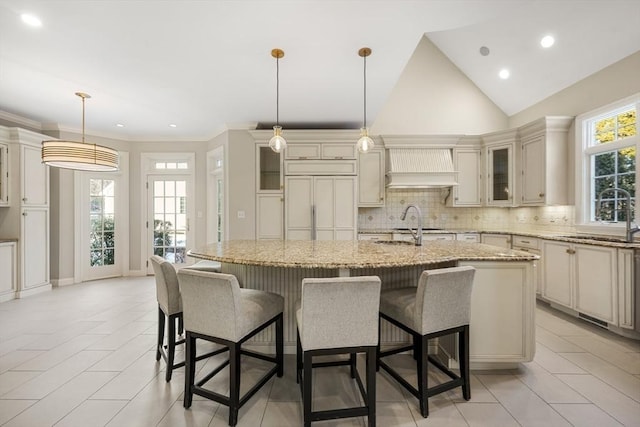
[150,256,227,382]
[377,266,475,417]
[178,268,284,427]
[296,276,381,427]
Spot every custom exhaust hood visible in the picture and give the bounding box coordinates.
[386,148,458,189]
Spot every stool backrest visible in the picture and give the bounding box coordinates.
[416,266,475,335]
[150,255,182,315]
[300,276,381,351]
[177,268,243,341]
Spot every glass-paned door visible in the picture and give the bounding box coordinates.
[217,177,224,242]
[82,175,121,281]
[148,175,193,269]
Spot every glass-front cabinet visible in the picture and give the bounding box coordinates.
[0,143,8,206]
[256,145,284,239]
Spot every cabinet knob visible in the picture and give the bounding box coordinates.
[566,248,576,255]
[22,197,27,202]
[379,196,384,201]
[22,212,27,216]
[539,193,545,197]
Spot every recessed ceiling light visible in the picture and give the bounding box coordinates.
[21,13,42,27]
[499,69,510,79]
[116,123,124,128]
[479,46,490,56]
[169,124,177,128]
[540,35,555,48]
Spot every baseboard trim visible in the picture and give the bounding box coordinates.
[51,278,75,287]
[126,269,147,277]
[17,284,52,299]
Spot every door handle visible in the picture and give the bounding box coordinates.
[311,205,316,241]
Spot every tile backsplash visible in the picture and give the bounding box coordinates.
[358,188,576,233]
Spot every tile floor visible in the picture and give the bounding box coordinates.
[1,276,639,426]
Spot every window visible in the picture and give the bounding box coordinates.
[577,95,639,230]
[90,178,116,266]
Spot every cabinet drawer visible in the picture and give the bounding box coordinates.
[512,236,539,249]
[456,233,479,242]
[285,160,357,175]
[285,144,321,160]
[422,233,455,241]
[358,233,392,241]
[322,144,357,159]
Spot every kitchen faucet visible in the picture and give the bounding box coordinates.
[400,204,423,246]
[596,187,640,242]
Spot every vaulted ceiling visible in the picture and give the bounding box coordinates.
[1,0,639,141]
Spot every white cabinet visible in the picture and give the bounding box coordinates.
[617,249,635,330]
[456,233,480,242]
[256,145,284,240]
[358,233,392,241]
[0,126,51,299]
[0,142,8,206]
[541,240,573,306]
[256,194,283,240]
[541,240,618,325]
[452,147,482,206]
[519,117,572,206]
[481,233,511,248]
[358,147,385,207]
[285,175,356,240]
[0,241,17,302]
[482,129,518,207]
[512,236,541,295]
[286,143,357,160]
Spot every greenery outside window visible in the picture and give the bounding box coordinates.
[90,178,115,266]
[577,95,639,232]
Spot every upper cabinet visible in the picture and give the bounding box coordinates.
[285,142,357,160]
[257,145,283,192]
[483,129,518,207]
[0,142,8,206]
[519,117,573,206]
[452,140,482,207]
[358,147,385,207]
[21,143,49,206]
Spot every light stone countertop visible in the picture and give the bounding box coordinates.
[358,229,640,249]
[188,239,537,269]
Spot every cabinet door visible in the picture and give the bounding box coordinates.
[21,144,48,206]
[21,208,49,289]
[285,144,321,160]
[314,177,335,239]
[453,148,482,206]
[256,194,283,239]
[487,145,513,206]
[481,234,511,248]
[618,249,635,329]
[541,240,573,307]
[0,143,8,206]
[256,146,282,192]
[575,244,617,325]
[333,177,356,240]
[0,242,16,298]
[358,148,384,207]
[521,136,545,205]
[322,144,357,159]
[285,176,313,239]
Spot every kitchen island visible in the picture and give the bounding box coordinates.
[188,240,538,369]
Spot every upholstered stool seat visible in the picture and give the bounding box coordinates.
[178,269,284,427]
[182,260,222,272]
[150,255,227,382]
[296,276,381,427]
[378,266,475,418]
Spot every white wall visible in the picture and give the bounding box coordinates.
[225,130,257,239]
[372,35,509,135]
[509,51,640,127]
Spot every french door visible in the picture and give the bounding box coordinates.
[146,175,195,272]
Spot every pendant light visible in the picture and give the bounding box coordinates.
[269,48,287,153]
[42,92,119,171]
[357,47,374,153]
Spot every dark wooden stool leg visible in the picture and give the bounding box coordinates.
[228,343,241,426]
[350,353,357,378]
[177,314,184,336]
[418,335,429,417]
[156,307,165,361]
[303,351,313,427]
[183,333,195,408]
[296,328,302,385]
[165,314,176,382]
[460,326,471,400]
[366,347,377,427]
[276,314,284,377]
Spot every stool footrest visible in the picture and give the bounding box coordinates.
[310,406,370,422]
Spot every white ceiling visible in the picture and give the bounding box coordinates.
[1,0,639,141]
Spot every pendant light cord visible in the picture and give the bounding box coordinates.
[363,54,367,129]
[81,95,86,143]
[276,56,280,126]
